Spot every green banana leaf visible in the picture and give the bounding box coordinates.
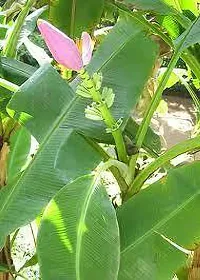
[19,253,38,271]
[118,0,175,14]
[117,161,200,280]
[0,65,102,248]
[37,175,120,280]
[48,0,105,37]
[0,57,36,85]
[69,15,158,142]
[0,58,36,114]
[175,15,200,51]
[178,0,199,17]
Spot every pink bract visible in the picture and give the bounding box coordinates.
[81,32,94,66]
[37,20,83,71]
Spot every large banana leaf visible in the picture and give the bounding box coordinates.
[178,0,199,16]
[117,161,200,280]
[69,15,158,142]
[37,175,120,280]
[0,57,36,85]
[0,65,102,248]
[48,0,104,37]
[118,0,176,14]
[161,0,198,14]
[0,58,36,113]
[175,15,200,51]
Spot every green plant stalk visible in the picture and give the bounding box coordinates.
[181,52,200,80]
[126,135,200,198]
[10,228,20,248]
[97,159,128,178]
[79,69,128,163]
[136,10,200,148]
[3,236,15,279]
[125,153,137,185]
[136,48,181,149]
[128,15,199,190]
[113,3,200,188]
[84,136,129,193]
[177,74,200,117]
[0,78,19,92]
[14,273,29,280]
[2,0,35,57]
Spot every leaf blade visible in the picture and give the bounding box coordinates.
[37,175,120,280]
[48,0,104,37]
[117,162,200,280]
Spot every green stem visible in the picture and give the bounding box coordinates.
[127,17,198,188]
[2,0,35,57]
[181,51,200,80]
[136,48,181,149]
[177,74,200,117]
[97,159,128,177]
[83,134,129,194]
[14,273,29,280]
[126,135,200,198]
[0,78,19,92]
[4,236,15,279]
[79,69,128,163]
[125,153,137,184]
[10,228,20,248]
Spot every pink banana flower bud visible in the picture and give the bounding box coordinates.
[37,20,94,71]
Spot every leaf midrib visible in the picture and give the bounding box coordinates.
[76,176,97,280]
[95,28,140,73]
[0,92,78,219]
[121,187,200,255]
